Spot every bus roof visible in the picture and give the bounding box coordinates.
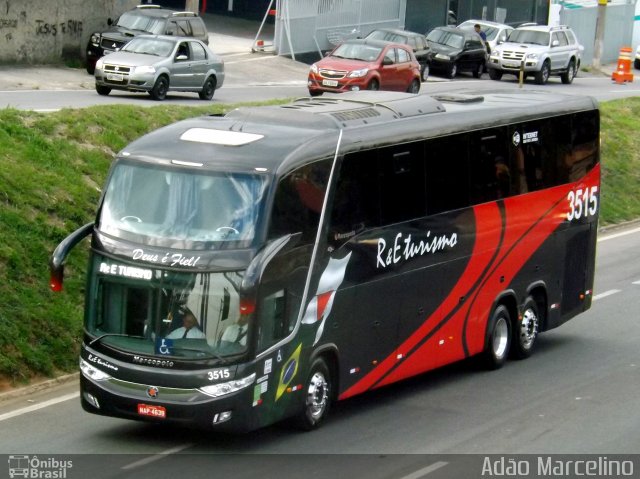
[119,90,598,176]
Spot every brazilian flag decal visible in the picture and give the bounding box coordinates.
[275,343,302,401]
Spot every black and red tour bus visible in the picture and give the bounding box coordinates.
[51,90,600,432]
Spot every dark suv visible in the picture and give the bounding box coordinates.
[86,4,209,74]
[426,26,487,79]
[364,28,431,81]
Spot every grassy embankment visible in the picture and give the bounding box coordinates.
[0,98,639,388]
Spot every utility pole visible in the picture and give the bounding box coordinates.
[592,0,607,71]
[185,0,200,14]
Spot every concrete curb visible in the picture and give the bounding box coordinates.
[0,373,79,403]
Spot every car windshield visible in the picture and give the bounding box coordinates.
[87,255,250,360]
[366,31,408,44]
[507,30,550,46]
[99,161,269,249]
[331,43,383,62]
[116,11,165,34]
[121,37,175,56]
[427,29,464,49]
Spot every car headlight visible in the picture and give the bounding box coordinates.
[95,58,104,70]
[80,358,111,381]
[491,50,502,59]
[134,65,156,74]
[198,373,256,398]
[310,63,318,74]
[348,68,369,78]
[90,33,100,46]
[526,53,538,60]
[435,53,450,60]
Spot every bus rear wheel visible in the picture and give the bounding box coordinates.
[480,305,511,370]
[295,357,331,430]
[511,297,540,359]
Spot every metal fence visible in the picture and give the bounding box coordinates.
[559,2,636,65]
[274,0,406,59]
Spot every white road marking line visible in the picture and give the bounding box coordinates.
[225,55,283,64]
[399,461,448,479]
[0,392,79,422]
[121,443,195,470]
[592,289,621,301]
[632,280,640,285]
[598,226,640,242]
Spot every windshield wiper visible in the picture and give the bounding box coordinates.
[166,346,228,363]
[89,333,145,347]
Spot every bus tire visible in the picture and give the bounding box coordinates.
[480,305,511,370]
[511,296,539,359]
[295,357,331,431]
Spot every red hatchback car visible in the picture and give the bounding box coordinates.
[308,38,422,96]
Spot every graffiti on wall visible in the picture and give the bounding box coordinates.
[36,19,83,37]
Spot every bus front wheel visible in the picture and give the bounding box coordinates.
[480,305,512,370]
[295,357,331,430]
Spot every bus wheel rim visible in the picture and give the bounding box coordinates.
[520,308,538,350]
[493,317,509,359]
[307,371,328,419]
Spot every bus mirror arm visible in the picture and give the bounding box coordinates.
[49,222,94,292]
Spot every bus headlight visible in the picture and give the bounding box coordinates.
[199,373,256,398]
[80,358,112,381]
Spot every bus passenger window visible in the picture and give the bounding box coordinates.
[268,160,331,244]
[329,151,380,248]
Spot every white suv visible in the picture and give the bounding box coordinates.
[487,24,583,85]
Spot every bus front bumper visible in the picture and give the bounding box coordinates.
[80,374,257,433]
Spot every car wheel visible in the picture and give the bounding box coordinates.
[367,78,379,91]
[421,63,430,82]
[561,59,576,84]
[407,79,420,94]
[473,62,484,78]
[447,62,458,79]
[198,76,216,100]
[86,62,96,75]
[635,59,640,70]
[534,60,550,85]
[294,357,332,430]
[150,76,169,101]
[308,90,323,97]
[511,297,540,360]
[95,85,111,96]
[488,68,503,81]
[479,305,511,370]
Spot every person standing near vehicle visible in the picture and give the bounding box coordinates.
[474,24,487,41]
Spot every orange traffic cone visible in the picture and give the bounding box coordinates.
[611,47,634,84]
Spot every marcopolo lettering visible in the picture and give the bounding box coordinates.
[133,356,175,368]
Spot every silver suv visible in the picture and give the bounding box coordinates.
[487,24,583,85]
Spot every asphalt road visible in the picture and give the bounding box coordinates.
[1,224,639,478]
[2,62,639,110]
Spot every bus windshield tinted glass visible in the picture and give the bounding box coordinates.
[99,162,268,248]
[89,259,249,359]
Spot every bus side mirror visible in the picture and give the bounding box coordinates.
[49,222,94,291]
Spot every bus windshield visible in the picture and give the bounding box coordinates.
[99,162,269,248]
[88,256,249,360]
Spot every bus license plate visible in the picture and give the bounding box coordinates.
[106,73,124,82]
[322,79,338,87]
[137,404,166,419]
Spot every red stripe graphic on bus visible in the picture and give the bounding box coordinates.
[339,165,599,399]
